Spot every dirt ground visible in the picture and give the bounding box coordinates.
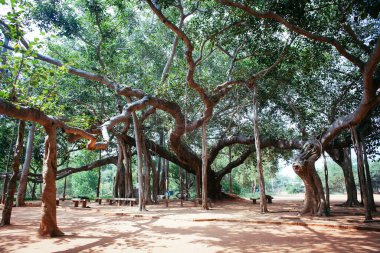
[0,194,379,253]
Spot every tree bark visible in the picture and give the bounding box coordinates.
[362,138,376,212]
[327,148,360,206]
[351,126,372,221]
[130,107,145,211]
[293,140,327,216]
[121,143,133,198]
[16,123,36,207]
[142,138,153,205]
[201,119,209,210]
[251,84,267,213]
[323,152,330,214]
[39,125,64,236]
[114,139,123,198]
[1,120,25,226]
[180,166,183,206]
[151,155,159,204]
[1,176,8,205]
[229,146,232,194]
[96,151,101,198]
[185,171,189,200]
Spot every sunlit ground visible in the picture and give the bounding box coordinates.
[0,194,379,253]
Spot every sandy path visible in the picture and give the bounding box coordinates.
[0,194,379,253]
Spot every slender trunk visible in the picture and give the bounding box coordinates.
[196,171,201,202]
[39,126,64,237]
[121,143,133,198]
[31,181,36,200]
[201,119,209,210]
[1,176,8,204]
[251,84,267,213]
[185,172,189,200]
[323,152,330,214]
[164,159,169,207]
[1,122,16,204]
[351,126,372,221]
[229,146,232,194]
[114,139,123,198]
[96,151,101,198]
[63,177,67,200]
[16,123,36,207]
[161,13,185,83]
[151,156,159,204]
[1,121,25,226]
[129,105,145,211]
[158,132,164,195]
[180,166,183,206]
[361,138,376,212]
[327,148,359,206]
[142,138,153,205]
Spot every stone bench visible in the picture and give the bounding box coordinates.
[72,198,88,208]
[107,198,137,206]
[250,195,273,204]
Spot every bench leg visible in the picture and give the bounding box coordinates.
[74,201,78,207]
[82,201,87,208]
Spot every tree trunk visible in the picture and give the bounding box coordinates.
[180,166,183,206]
[323,152,330,214]
[251,84,267,213]
[158,132,164,195]
[351,126,372,220]
[201,120,209,210]
[362,138,376,212]
[229,146,232,194]
[63,177,67,201]
[16,122,36,207]
[39,126,64,237]
[151,156,159,204]
[1,176,8,204]
[164,159,169,207]
[121,143,133,198]
[293,140,327,216]
[327,148,360,206]
[1,121,25,226]
[196,170,201,203]
[114,139,124,198]
[142,138,153,205]
[131,111,145,211]
[185,172,189,200]
[31,181,36,200]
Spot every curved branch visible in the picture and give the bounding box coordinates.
[31,156,118,183]
[0,98,107,150]
[216,146,254,179]
[216,0,365,70]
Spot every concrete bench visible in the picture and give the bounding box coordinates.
[250,195,273,204]
[72,198,88,208]
[107,198,137,206]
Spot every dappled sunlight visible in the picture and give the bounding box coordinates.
[0,197,379,252]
